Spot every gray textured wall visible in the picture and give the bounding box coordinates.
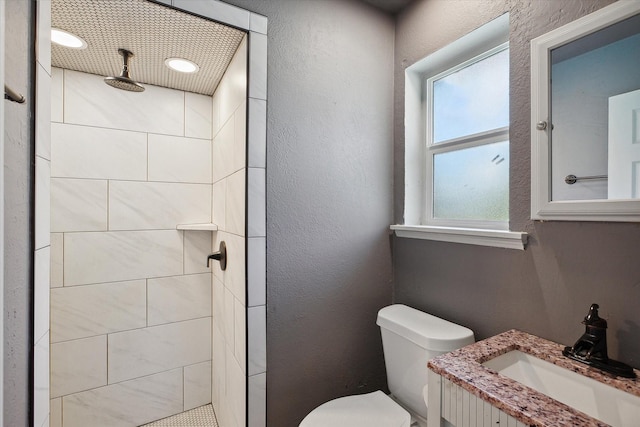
[221,1,396,425]
[393,0,640,368]
[3,0,34,425]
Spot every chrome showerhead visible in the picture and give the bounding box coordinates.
[104,48,145,92]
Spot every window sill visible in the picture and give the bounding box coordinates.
[390,224,528,250]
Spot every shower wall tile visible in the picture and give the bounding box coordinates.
[234,100,247,172]
[36,0,51,75]
[248,98,266,168]
[147,273,211,325]
[212,179,227,229]
[183,231,212,275]
[212,276,224,324]
[223,287,235,345]
[250,13,268,35]
[108,181,211,230]
[51,123,147,181]
[35,156,51,250]
[64,70,184,136]
[248,373,267,427]
[234,297,246,374]
[51,68,64,123]
[184,361,212,411]
[62,368,183,427]
[36,64,52,160]
[50,398,62,427]
[148,134,212,184]
[212,89,222,136]
[185,92,213,139]
[249,32,268,101]
[34,332,50,427]
[64,230,183,286]
[213,118,235,182]
[218,37,247,127]
[248,167,266,238]
[51,178,108,232]
[248,305,266,376]
[227,350,247,427]
[108,317,211,383]
[213,232,245,304]
[34,247,50,342]
[174,0,250,31]
[247,237,266,307]
[225,170,246,236]
[50,233,63,288]
[211,323,226,416]
[51,335,107,398]
[50,280,146,343]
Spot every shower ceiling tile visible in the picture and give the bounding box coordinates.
[51,0,246,96]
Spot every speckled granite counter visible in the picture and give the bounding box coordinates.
[427,329,640,427]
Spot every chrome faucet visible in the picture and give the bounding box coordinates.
[563,304,636,378]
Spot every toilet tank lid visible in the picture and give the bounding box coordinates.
[376,304,474,351]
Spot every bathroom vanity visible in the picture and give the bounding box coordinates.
[427,330,640,427]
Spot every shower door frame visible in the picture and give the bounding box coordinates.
[33,1,268,426]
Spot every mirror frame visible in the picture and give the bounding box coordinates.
[531,0,640,222]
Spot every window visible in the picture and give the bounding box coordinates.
[426,43,509,229]
[393,13,527,250]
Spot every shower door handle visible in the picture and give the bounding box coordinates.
[207,241,227,270]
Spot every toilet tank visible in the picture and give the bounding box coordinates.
[376,304,474,419]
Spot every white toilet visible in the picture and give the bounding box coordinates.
[299,304,475,427]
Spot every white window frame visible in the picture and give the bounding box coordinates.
[392,13,527,250]
[424,43,510,231]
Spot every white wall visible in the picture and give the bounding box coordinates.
[49,68,215,427]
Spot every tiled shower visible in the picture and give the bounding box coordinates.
[35,1,268,426]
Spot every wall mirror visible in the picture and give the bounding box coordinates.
[531,1,640,221]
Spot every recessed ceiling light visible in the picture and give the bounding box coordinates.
[165,57,200,73]
[51,28,88,49]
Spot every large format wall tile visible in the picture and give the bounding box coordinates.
[64,70,184,136]
[213,118,235,182]
[225,170,246,237]
[62,369,183,427]
[108,318,211,383]
[109,181,211,230]
[50,233,63,288]
[218,37,247,126]
[34,247,50,342]
[148,134,212,184]
[184,231,212,275]
[51,123,147,180]
[64,230,183,286]
[147,273,211,325]
[34,332,50,427]
[50,280,146,343]
[51,336,107,398]
[51,67,63,123]
[185,92,213,140]
[184,361,212,411]
[51,178,108,232]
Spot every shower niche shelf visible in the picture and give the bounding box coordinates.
[176,223,219,231]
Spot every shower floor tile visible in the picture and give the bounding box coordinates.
[140,404,218,427]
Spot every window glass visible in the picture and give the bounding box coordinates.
[433,140,509,221]
[432,48,509,143]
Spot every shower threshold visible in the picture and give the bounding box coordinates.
[140,404,218,427]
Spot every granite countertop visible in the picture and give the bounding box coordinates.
[427,329,640,427]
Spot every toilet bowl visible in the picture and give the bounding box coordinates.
[299,304,475,426]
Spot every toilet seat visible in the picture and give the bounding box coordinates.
[299,390,411,427]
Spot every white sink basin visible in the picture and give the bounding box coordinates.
[483,350,640,427]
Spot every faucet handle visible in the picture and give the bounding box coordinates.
[583,303,607,328]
